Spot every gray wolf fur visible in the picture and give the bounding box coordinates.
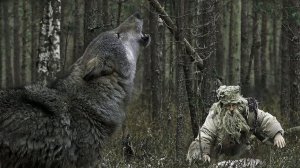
[0,12,150,168]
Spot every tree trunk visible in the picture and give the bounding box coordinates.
[252,1,262,99]
[183,0,199,138]
[261,14,269,94]
[73,0,85,61]
[228,0,241,85]
[3,1,14,88]
[159,0,167,107]
[37,0,61,84]
[166,0,175,107]
[273,13,282,92]
[0,2,5,88]
[280,2,290,120]
[13,0,22,87]
[117,0,123,25]
[241,0,253,94]
[288,0,300,126]
[23,0,33,85]
[84,0,103,48]
[31,0,43,83]
[268,18,275,91]
[221,0,231,84]
[141,10,152,111]
[149,3,162,123]
[215,0,225,82]
[175,0,186,161]
[102,0,110,31]
[61,0,73,70]
[197,0,219,124]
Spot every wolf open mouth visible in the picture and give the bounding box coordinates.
[140,33,151,47]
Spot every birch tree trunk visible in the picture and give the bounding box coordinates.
[37,0,61,84]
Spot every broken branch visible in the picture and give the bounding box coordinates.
[148,0,203,69]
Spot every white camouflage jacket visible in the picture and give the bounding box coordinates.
[196,97,284,157]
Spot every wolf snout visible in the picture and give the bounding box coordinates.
[140,34,151,47]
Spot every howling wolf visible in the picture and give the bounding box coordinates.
[0,12,150,168]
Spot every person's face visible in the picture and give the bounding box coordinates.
[224,103,237,112]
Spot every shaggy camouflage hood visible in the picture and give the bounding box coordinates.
[217,85,243,104]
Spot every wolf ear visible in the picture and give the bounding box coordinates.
[83,57,103,81]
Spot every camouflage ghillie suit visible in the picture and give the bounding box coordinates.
[187,86,284,163]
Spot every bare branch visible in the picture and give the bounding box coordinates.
[148,0,203,69]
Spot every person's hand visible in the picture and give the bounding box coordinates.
[186,140,202,165]
[274,133,286,148]
[203,154,211,163]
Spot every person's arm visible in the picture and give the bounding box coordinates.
[195,103,218,162]
[256,109,286,148]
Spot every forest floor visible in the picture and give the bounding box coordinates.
[102,96,300,168]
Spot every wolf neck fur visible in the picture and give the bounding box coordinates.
[53,60,129,106]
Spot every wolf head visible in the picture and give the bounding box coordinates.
[52,12,150,96]
[77,12,150,83]
[115,12,151,48]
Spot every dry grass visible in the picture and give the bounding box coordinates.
[101,96,300,168]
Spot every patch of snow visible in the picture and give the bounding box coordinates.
[216,158,263,168]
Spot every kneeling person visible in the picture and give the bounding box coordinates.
[187,85,285,163]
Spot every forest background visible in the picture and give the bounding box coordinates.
[0,0,299,167]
